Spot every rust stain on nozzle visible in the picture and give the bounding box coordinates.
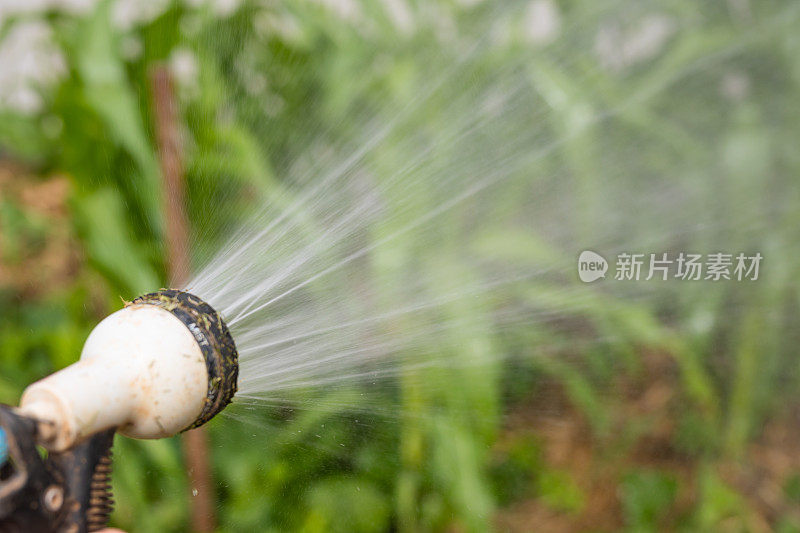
[130,289,239,430]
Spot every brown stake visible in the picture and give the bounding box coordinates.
[151,65,215,533]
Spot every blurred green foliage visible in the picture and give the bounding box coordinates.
[2,1,800,532]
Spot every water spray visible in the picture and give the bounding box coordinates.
[0,290,238,532]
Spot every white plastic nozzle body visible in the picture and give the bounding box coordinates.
[19,304,209,452]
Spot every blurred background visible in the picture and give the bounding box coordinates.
[2,0,800,531]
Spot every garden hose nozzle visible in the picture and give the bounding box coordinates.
[0,290,237,532]
[19,289,239,452]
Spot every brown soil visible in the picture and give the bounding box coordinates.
[0,163,82,298]
[495,352,800,532]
